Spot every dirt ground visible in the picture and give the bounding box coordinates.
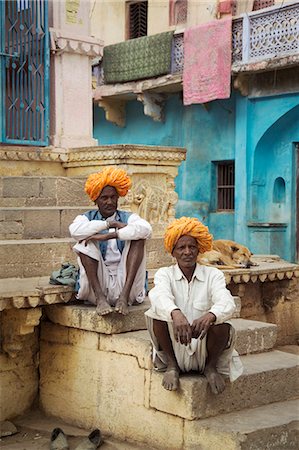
[0,410,153,450]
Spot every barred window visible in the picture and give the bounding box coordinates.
[169,0,188,26]
[253,0,275,11]
[217,161,235,210]
[232,0,274,15]
[126,1,148,40]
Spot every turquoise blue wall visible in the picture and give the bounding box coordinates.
[93,90,299,261]
[94,93,236,240]
[235,93,299,262]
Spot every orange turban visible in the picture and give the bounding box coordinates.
[164,217,213,254]
[85,167,132,201]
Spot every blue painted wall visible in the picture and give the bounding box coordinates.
[94,93,236,240]
[93,90,299,261]
[235,93,299,261]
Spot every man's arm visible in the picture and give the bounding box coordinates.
[149,267,192,345]
[116,213,152,241]
[69,215,108,241]
[208,269,236,324]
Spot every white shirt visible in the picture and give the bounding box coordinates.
[69,211,152,266]
[146,264,236,324]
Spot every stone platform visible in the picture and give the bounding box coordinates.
[39,305,299,449]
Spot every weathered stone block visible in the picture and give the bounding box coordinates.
[149,350,299,420]
[45,300,150,334]
[2,177,41,198]
[23,209,61,238]
[183,399,299,450]
[0,239,76,278]
[99,330,152,369]
[232,318,277,354]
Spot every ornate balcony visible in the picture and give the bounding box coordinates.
[171,1,299,74]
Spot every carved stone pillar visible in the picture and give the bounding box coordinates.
[63,145,187,238]
[48,0,103,148]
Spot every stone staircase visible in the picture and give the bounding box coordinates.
[1,174,298,449]
[39,302,299,449]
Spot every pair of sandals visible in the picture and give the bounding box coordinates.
[50,428,103,450]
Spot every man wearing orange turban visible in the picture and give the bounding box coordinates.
[69,167,152,316]
[145,217,243,394]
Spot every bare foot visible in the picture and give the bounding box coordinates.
[96,300,113,316]
[204,367,226,394]
[115,296,129,315]
[162,368,179,391]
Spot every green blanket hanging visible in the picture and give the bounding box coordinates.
[103,31,174,84]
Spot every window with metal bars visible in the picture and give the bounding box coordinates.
[169,0,188,26]
[232,0,274,15]
[126,1,148,40]
[217,162,235,210]
[253,0,275,11]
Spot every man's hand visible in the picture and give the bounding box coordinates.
[106,220,126,230]
[83,232,117,246]
[191,312,216,340]
[171,309,192,346]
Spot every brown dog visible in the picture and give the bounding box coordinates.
[198,239,257,269]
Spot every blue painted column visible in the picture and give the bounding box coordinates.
[234,93,249,245]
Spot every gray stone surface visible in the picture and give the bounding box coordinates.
[149,350,299,419]
[184,399,299,449]
[0,177,91,207]
[45,300,151,334]
[233,318,277,354]
[0,238,77,278]
[0,207,94,239]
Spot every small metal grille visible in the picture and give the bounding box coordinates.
[169,0,188,26]
[217,162,235,210]
[128,1,148,40]
[253,0,275,11]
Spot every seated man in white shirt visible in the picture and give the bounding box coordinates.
[145,217,243,395]
[69,167,152,316]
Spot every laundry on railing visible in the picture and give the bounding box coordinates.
[103,31,174,84]
[183,17,232,105]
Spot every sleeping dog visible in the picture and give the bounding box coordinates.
[198,239,257,269]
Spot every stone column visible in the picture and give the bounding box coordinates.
[48,0,103,148]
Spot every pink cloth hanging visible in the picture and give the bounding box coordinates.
[183,17,232,105]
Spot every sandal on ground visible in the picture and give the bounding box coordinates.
[50,428,69,450]
[74,429,103,449]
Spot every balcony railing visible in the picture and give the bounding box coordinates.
[171,1,299,74]
[94,2,299,87]
[232,1,299,66]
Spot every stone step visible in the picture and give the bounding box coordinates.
[0,206,96,239]
[183,399,299,450]
[149,349,298,420]
[0,176,90,207]
[45,304,276,355]
[40,320,298,441]
[0,237,170,278]
[0,238,77,278]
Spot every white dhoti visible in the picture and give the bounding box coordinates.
[145,316,243,382]
[73,240,147,306]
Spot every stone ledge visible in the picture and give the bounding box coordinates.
[45,299,151,334]
[0,277,74,311]
[222,256,299,284]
